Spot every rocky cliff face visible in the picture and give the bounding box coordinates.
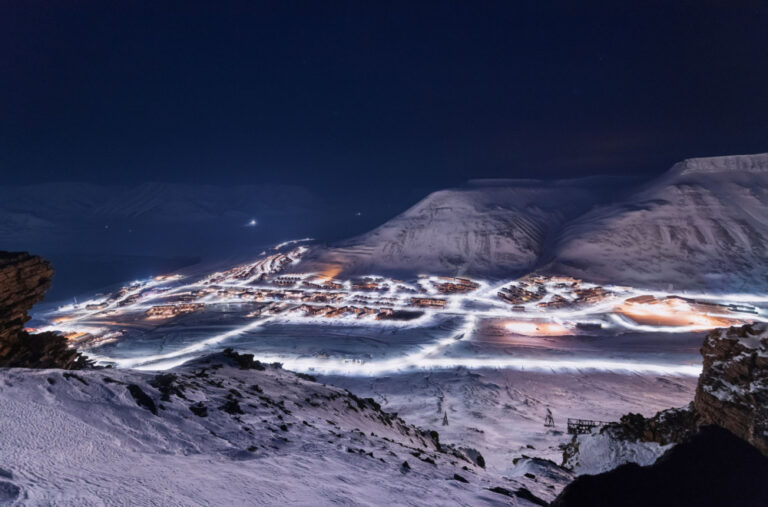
[0,251,88,369]
[556,322,768,505]
[695,323,768,456]
[562,322,768,477]
[0,252,53,343]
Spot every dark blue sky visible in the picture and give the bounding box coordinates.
[2,1,767,193]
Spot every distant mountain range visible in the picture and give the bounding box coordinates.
[0,182,319,255]
[305,153,768,291]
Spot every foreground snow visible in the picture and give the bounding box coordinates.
[0,356,564,506]
[326,369,697,474]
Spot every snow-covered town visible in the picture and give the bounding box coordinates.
[37,245,764,376]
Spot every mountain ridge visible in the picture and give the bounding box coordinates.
[304,152,768,291]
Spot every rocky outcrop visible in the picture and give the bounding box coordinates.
[602,404,700,446]
[559,323,768,503]
[553,425,768,507]
[0,252,53,343]
[562,322,768,480]
[694,323,768,456]
[0,251,89,369]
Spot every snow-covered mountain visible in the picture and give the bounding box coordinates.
[550,153,768,291]
[0,351,559,505]
[303,152,768,291]
[302,178,623,278]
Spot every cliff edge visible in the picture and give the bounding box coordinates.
[0,251,89,369]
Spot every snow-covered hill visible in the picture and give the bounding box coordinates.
[302,178,622,278]
[303,152,768,291]
[0,351,559,505]
[550,153,768,291]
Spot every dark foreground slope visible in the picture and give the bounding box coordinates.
[553,425,768,507]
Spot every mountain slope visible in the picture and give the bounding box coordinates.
[0,351,557,505]
[549,153,768,291]
[303,178,621,278]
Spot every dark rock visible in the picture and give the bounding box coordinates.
[127,384,157,415]
[219,399,244,415]
[458,447,485,468]
[0,481,21,503]
[0,251,90,369]
[488,486,514,498]
[514,487,548,506]
[608,405,699,445]
[150,373,186,401]
[452,473,468,483]
[221,348,265,370]
[189,402,208,417]
[552,426,768,507]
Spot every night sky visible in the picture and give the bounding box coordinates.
[3,1,768,195]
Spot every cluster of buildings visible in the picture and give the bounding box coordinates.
[498,284,546,305]
[145,303,205,320]
[499,276,614,309]
[204,250,305,286]
[287,303,424,321]
[431,277,479,294]
[409,297,447,309]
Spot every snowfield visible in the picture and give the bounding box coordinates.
[0,353,570,506]
[325,369,697,474]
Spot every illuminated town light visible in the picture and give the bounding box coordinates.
[40,242,768,376]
